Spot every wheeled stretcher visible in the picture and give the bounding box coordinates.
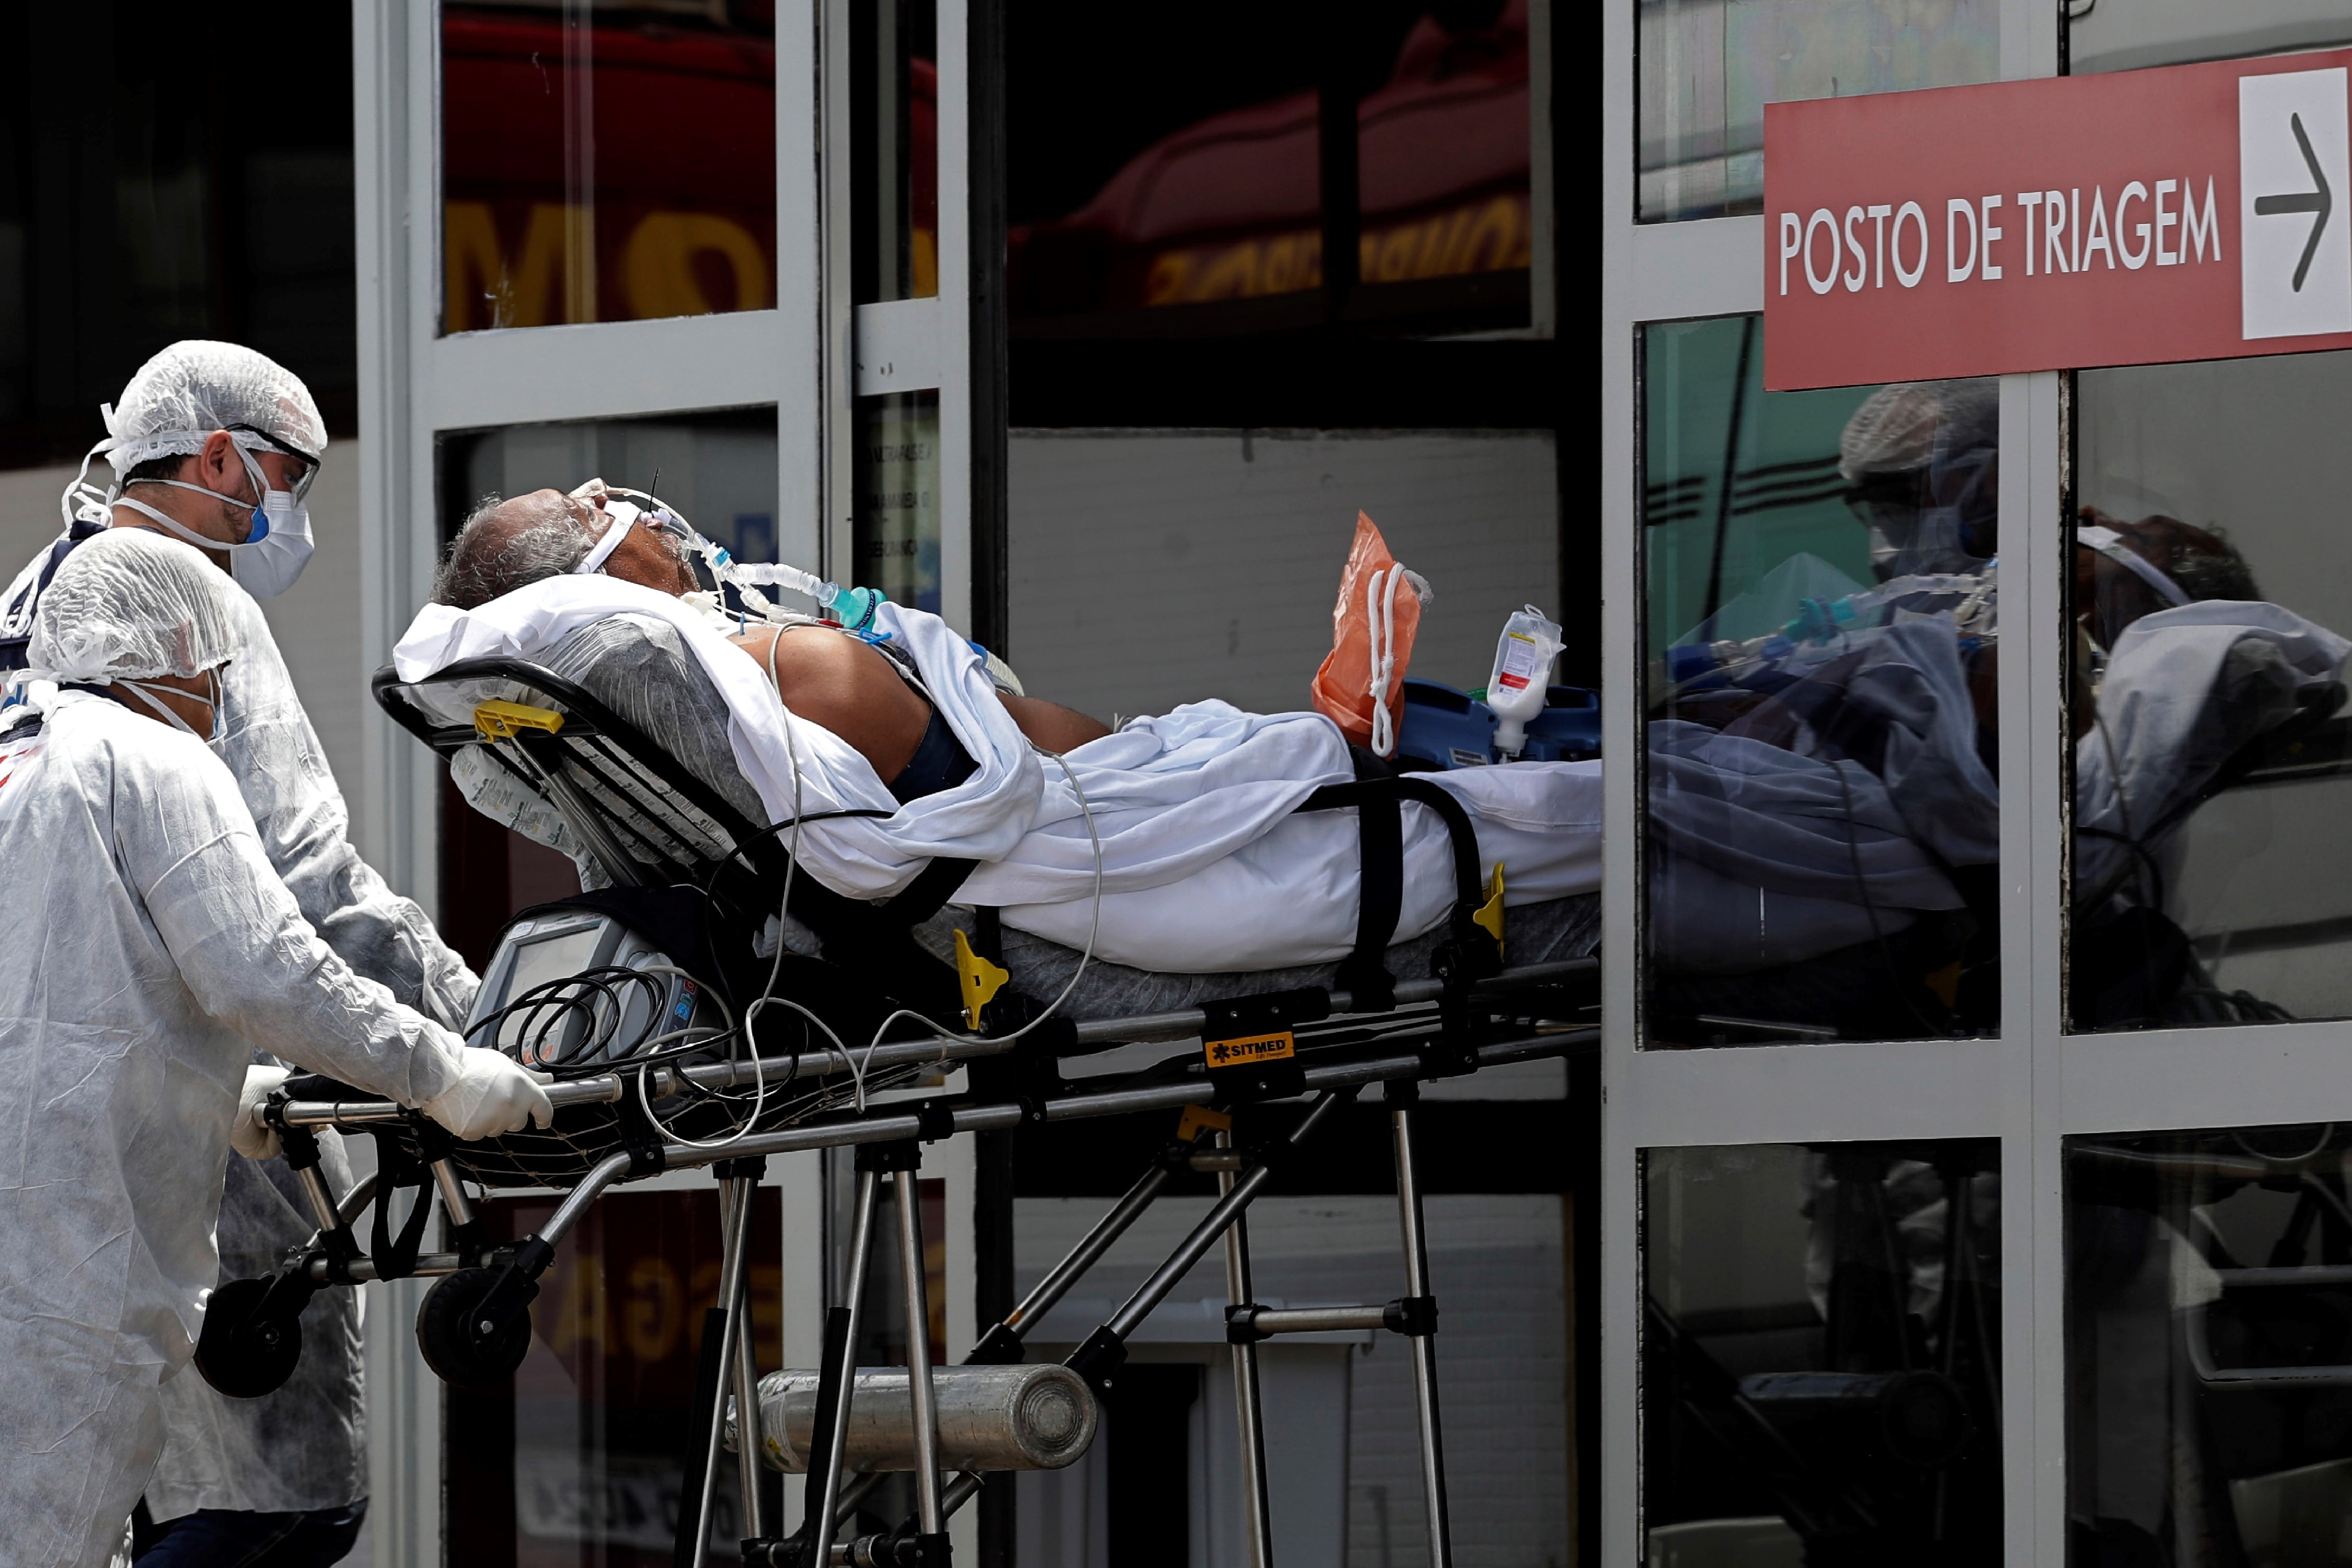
[195,655,1598,1567]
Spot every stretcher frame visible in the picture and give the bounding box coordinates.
[218,657,1598,1568]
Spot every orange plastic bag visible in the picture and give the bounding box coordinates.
[1310,512,1427,756]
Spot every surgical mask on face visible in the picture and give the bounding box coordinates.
[116,668,221,742]
[113,444,316,599]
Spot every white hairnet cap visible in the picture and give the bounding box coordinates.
[102,339,326,476]
[28,528,240,684]
[1839,378,1999,483]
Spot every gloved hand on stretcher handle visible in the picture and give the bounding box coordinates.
[235,1043,554,1157]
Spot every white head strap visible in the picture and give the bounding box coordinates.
[2079,524,2192,608]
[572,503,641,576]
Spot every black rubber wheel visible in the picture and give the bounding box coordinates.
[416,1268,534,1389]
[194,1276,304,1399]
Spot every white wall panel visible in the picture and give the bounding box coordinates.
[1007,430,1561,723]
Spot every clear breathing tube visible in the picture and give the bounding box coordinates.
[589,481,889,631]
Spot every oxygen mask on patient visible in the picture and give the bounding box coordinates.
[568,476,889,631]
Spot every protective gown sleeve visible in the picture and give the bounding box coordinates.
[222,589,479,1028]
[116,730,467,1107]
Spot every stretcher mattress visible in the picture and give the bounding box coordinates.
[910,895,1599,1022]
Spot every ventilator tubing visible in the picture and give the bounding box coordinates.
[731,1364,1098,1473]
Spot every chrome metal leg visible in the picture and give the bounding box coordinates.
[691,1176,755,1568]
[733,1186,769,1543]
[808,1169,881,1568]
[1219,1127,1276,1568]
[895,1166,947,1543]
[1392,1098,1452,1568]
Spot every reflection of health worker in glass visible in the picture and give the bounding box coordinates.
[0,342,487,1560]
[0,529,551,1568]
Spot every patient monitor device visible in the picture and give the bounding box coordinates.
[466,908,711,1073]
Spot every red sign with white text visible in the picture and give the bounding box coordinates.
[1764,53,2352,389]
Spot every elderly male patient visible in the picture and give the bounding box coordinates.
[435,487,1108,804]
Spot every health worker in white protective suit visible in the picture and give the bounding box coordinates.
[0,344,482,1564]
[0,528,551,1568]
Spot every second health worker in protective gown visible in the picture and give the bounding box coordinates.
[0,528,550,1567]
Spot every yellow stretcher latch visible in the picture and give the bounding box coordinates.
[954,929,1010,1032]
[1177,1104,1232,1143]
[474,700,566,742]
[1472,862,1506,958]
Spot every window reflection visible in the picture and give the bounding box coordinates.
[1007,0,1532,333]
[1638,0,1998,223]
[1645,1142,2002,1565]
[853,0,937,304]
[442,2,777,333]
[854,392,940,616]
[2068,1125,2352,1568]
[2071,354,2352,1031]
[2070,2,2352,75]
[1643,317,2000,1047]
[445,1191,782,1566]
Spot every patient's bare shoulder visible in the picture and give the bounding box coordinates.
[727,625,929,781]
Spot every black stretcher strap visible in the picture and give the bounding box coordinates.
[1294,755,1503,1003]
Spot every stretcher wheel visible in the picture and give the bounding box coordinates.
[194,1276,304,1399]
[416,1268,533,1388]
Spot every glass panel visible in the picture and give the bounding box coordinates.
[1011,1189,1571,1563]
[1350,1,1535,315]
[1638,0,1998,223]
[434,408,778,967]
[854,0,938,304]
[2067,1124,2352,1567]
[441,2,777,333]
[1645,1142,2002,1564]
[1007,1,1531,336]
[445,1189,782,1566]
[2071,354,2352,1031]
[1642,317,2001,1047]
[854,391,940,615]
[2070,2,2352,76]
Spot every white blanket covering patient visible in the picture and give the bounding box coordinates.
[397,579,1602,972]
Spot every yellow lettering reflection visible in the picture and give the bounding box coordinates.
[623,212,771,319]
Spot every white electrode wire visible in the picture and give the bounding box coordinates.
[849,741,1108,1101]
[740,626,875,1105]
[646,625,812,1148]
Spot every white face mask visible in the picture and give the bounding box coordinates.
[116,667,221,742]
[113,444,315,599]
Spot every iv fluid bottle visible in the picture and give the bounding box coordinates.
[1488,605,1563,758]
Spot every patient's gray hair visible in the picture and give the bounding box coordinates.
[432,491,597,609]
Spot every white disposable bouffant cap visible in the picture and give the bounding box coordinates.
[1838,378,1999,483]
[28,527,241,684]
[100,339,327,476]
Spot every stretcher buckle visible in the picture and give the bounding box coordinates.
[1473,861,1506,958]
[472,698,566,741]
[953,928,1010,1031]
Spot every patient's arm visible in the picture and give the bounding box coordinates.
[726,626,1114,778]
[1000,694,1112,752]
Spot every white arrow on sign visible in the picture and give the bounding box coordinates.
[2242,67,2352,339]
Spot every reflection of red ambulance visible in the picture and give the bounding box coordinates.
[1010,0,1531,317]
[441,4,783,331]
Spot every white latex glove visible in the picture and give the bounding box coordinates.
[424,1046,555,1140]
[233,1065,291,1160]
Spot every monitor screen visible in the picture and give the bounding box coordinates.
[494,923,606,1054]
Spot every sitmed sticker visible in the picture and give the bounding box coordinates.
[1204,1030,1297,1067]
